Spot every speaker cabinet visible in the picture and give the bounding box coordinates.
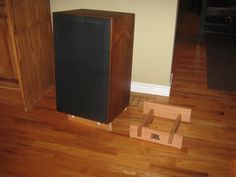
[53,9,134,123]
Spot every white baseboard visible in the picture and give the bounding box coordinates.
[131,81,170,97]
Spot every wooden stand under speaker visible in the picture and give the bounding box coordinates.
[53,9,135,123]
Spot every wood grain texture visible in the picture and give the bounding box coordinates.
[0,3,6,17]
[4,0,55,110]
[137,109,154,137]
[0,0,5,5]
[0,78,18,89]
[0,87,23,108]
[0,11,236,177]
[143,101,191,122]
[168,115,182,144]
[130,124,183,149]
[109,12,135,122]
[0,17,16,79]
[130,103,185,149]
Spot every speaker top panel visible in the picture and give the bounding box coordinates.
[53,9,134,19]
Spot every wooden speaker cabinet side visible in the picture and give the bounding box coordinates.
[108,14,135,122]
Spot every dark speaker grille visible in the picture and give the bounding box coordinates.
[53,13,110,122]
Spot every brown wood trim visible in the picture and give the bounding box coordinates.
[4,0,26,108]
[0,78,19,89]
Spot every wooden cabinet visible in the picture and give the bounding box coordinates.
[0,0,16,79]
[0,17,16,79]
[54,9,134,123]
[0,0,54,110]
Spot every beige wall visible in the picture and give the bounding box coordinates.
[50,0,178,86]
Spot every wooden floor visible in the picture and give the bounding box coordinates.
[1,13,236,177]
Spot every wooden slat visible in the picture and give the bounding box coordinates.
[143,101,191,122]
[130,125,183,149]
[168,114,182,144]
[137,109,154,137]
